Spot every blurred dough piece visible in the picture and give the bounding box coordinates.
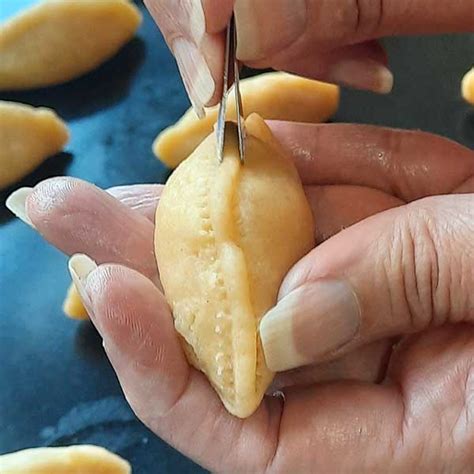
[155,114,315,418]
[63,282,88,320]
[153,72,340,168]
[0,101,68,189]
[0,445,131,474]
[0,0,142,90]
[462,67,474,105]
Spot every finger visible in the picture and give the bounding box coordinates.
[14,177,157,282]
[107,184,163,223]
[235,0,473,89]
[68,256,281,473]
[305,185,403,244]
[201,0,234,33]
[252,39,393,94]
[144,0,227,114]
[260,194,474,371]
[269,122,474,201]
[271,339,393,390]
[68,257,474,471]
[270,325,474,472]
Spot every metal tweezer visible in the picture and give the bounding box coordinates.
[216,15,245,164]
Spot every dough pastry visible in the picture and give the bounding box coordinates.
[153,72,339,168]
[462,67,474,105]
[0,0,142,90]
[63,282,88,320]
[155,114,314,417]
[0,445,131,474]
[0,101,69,189]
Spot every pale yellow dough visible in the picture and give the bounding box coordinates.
[63,282,89,320]
[155,114,315,418]
[0,101,69,189]
[0,0,142,90]
[0,445,131,474]
[153,72,339,168]
[462,67,474,105]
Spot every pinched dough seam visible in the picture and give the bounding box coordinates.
[194,159,235,396]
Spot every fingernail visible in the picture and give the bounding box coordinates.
[327,59,393,94]
[235,0,307,60]
[172,38,215,119]
[5,187,34,227]
[68,254,98,311]
[260,280,360,372]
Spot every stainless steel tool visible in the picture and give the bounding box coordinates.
[216,15,245,164]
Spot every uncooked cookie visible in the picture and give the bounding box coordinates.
[0,0,142,90]
[0,445,131,474]
[155,114,315,418]
[0,101,69,189]
[462,67,474,105]
[63,282,89,320]
[153,72,339,168]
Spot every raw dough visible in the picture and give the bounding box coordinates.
[462,67,474,105]
[0,101,69,189]
[0,0,142,90]
[0,445,131,474]
[63,282,88,320]
[155,114,315,418]
[153,72,339,168]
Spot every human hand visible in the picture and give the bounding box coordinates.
[6,124,474,471]
[143,0,474,114]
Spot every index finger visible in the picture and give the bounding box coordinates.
[269,122,474,202]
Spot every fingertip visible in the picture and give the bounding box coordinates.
[261,280,360,372]
[6,187,34,227]
[28,176,84,223]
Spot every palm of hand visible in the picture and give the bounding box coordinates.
[25,123,474,472]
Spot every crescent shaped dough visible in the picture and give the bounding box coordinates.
[0,445,131,474]
[155,114,315,417]
[0,0,142,90]
[153,72,339,169]
[0,101,69,189]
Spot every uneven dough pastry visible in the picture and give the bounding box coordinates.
[0,0,142,91]
[63,282,88,320]
[153,72,339,168]
[155,114,315,418]
[0,101,69,189]
[462,67,474,105]
[0,445,131,474]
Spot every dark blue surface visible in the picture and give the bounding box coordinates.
[0,1,473,472]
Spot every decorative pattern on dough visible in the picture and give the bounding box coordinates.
[155,114,315,417]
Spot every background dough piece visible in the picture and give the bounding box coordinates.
[462,67,474,105]
[0,445,131,474]
[0,0,142,90]
[153,72,340,168]
[63,282,88,320]
[155,114,315,418]
[0,101,69,189]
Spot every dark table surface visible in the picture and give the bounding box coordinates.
[0,1,473,472]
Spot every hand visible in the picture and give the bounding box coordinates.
[7,124,474,472]
[143,0,474,114]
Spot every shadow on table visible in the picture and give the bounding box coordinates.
[0,38,146,120]
[461,109,474,147]
[74,322,107,362]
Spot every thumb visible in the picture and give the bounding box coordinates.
[260,194,474,372]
